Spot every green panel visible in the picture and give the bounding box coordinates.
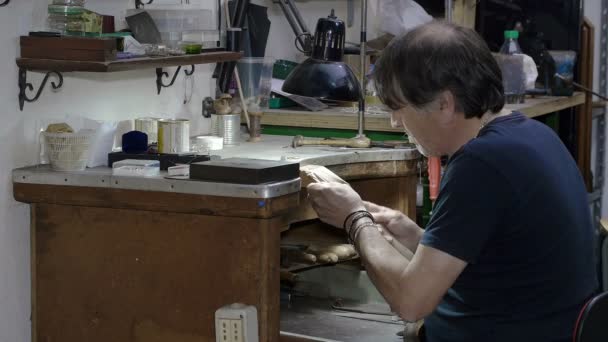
[262,125,408,142]
[543,113,560,134]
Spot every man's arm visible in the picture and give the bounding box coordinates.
[354,218,467,322]
[364,201,424,252]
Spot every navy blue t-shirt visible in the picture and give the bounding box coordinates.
[420,112,598,342]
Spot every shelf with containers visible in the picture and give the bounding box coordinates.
[16,51,242,110]
[16,0,232,110]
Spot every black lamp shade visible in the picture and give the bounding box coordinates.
[281,58,361,102]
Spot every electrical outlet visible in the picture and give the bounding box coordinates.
[215,303,258,342]
[218,319,230,342]
[230,319,243,342]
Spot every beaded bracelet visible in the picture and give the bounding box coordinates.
[347,211,375,232]
[343,210,372,230]
[348,222,378,246]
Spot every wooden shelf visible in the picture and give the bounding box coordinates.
[262,92,586,132]
[16,51,242,72]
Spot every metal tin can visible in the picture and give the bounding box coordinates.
[211,114,241,146]
[134,117,160,144]
[158,119,190,154]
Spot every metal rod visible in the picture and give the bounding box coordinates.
[357,0,368,137]
[286,0,311,37]
[278,0,307,49]
[224,0,251,131]
[445,0,453,23]
[555,73,608,101]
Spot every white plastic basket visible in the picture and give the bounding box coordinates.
[43,130,94,171]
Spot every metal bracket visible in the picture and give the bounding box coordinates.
[18,69,64,111]
[135,0,153,9]
[202,96,215,118]
[155,65,195,95]
[0,0,10,7]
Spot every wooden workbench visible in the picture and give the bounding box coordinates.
[13,135,420,342]
[262,93,586,132]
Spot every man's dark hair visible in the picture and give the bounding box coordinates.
[373,21,505,118]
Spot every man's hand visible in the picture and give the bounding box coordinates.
[307,182,366,229]
[364,201,423,252]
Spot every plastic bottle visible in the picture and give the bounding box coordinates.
[498,30,526,103]
[499,30,523,55]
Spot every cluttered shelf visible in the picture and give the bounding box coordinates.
[16,51,242,72]
[262,92,586,132]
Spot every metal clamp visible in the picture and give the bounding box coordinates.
[155,65,195,95]
[0,0,10,7]
[18,69,64,111]
[135,0,153,9]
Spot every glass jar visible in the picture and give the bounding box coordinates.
[48,14,85,36]
[51,0,85,6]
[48,5,87,36]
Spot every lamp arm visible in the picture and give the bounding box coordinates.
[275,0,312,53]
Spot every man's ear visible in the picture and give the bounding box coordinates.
[436,91,457,124]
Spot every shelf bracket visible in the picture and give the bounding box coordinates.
[155,65,195,95]
[18,69,64,111]
[0,0,9,7]
[135,0,153,9]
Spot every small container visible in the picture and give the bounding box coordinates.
[158,119,190,154]
[112,159,160,177]
[191,135,223,154]
[161,31,182,49]
[273,59,298,80]
[43,129,94,171]
[210,114,240,146]
[237,57,275,112]
[180,41,203,54]
[48,5,86,35]
[134,117,160,144]
[125,9,214,34]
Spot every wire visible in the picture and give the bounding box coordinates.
[555,73,608,101]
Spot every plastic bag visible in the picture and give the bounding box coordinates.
[83,119,118,168]
[521,54,539,90]
[378,0,432,36]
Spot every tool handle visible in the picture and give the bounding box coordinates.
[428,157,441,202]
[292,135,371,148]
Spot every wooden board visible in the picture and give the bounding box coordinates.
[14,183,299,219]
[263,93,586,132]
[452,0,478,29]
[16,51,242,72]
[576,19,594,191]
[32,203,282,342]
[20,36,117,62]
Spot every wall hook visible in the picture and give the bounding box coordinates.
[156,66,182,94]
[18,69,64,111]
[135,0,153,9]
[155,65,195,94]
[0,0,10,7]
[184,65,195,76]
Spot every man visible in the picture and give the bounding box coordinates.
[307,21,598,342]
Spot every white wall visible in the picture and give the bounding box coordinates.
[0,1,372,341]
